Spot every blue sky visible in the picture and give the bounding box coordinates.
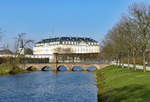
[0,0,149,48]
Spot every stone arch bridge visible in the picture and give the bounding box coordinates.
[21,63,109,71]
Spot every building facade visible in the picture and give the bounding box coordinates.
[34,37,99,54]
[33,37,100,61]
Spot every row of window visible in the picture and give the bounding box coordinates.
[36,41,99,47]
[34,47,99,54]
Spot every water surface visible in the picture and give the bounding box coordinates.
[0,71,97,102]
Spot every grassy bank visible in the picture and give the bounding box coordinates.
[96,65,150,102]
[0,64,28,75]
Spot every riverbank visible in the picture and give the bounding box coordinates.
[96,65,150,102]
[0,64,28,75]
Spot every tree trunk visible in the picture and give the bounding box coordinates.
[128,55,130,69]
[116,59,119,67]
[122,59,124,68]
[119,59,121,67]
[133,57,136,71]
[143,51,146,72]
[117,59,119,66]
[132,50,136,71]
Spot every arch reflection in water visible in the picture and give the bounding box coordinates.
[72,66,83,71]
[57,66,67,71]
[42,67,52,71]
[87,66,97,71]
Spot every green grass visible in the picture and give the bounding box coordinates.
[96,65,150,102]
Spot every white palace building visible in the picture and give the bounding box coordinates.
[33,37,100,61]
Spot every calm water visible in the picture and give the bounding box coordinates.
[0,71,98,102]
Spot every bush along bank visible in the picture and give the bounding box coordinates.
[0,64,28,75]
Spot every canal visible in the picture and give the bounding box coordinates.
[0,71,98,102]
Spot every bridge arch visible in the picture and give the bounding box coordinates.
[57,65,68,71]
[26,66,37,71]
[26,66,33,71]
[72,66,83,71]
[41,66,53,71]
[87,66,97,71]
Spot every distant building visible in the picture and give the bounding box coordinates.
[33,37,100,54]
[0,50,13,55]
[33,37,100,61]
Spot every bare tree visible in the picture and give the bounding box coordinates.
[13,33,34,67]
[14,33,34,56]
[129,3,150,72]
[101,2,150,72]
[119,16,141,70]
[101,24,126,68]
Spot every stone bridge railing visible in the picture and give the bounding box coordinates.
[20,63,109,71]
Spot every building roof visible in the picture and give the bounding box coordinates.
[37,37,98,44]
[0,50,13,55]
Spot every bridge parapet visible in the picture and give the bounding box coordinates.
[23,63,109,71]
